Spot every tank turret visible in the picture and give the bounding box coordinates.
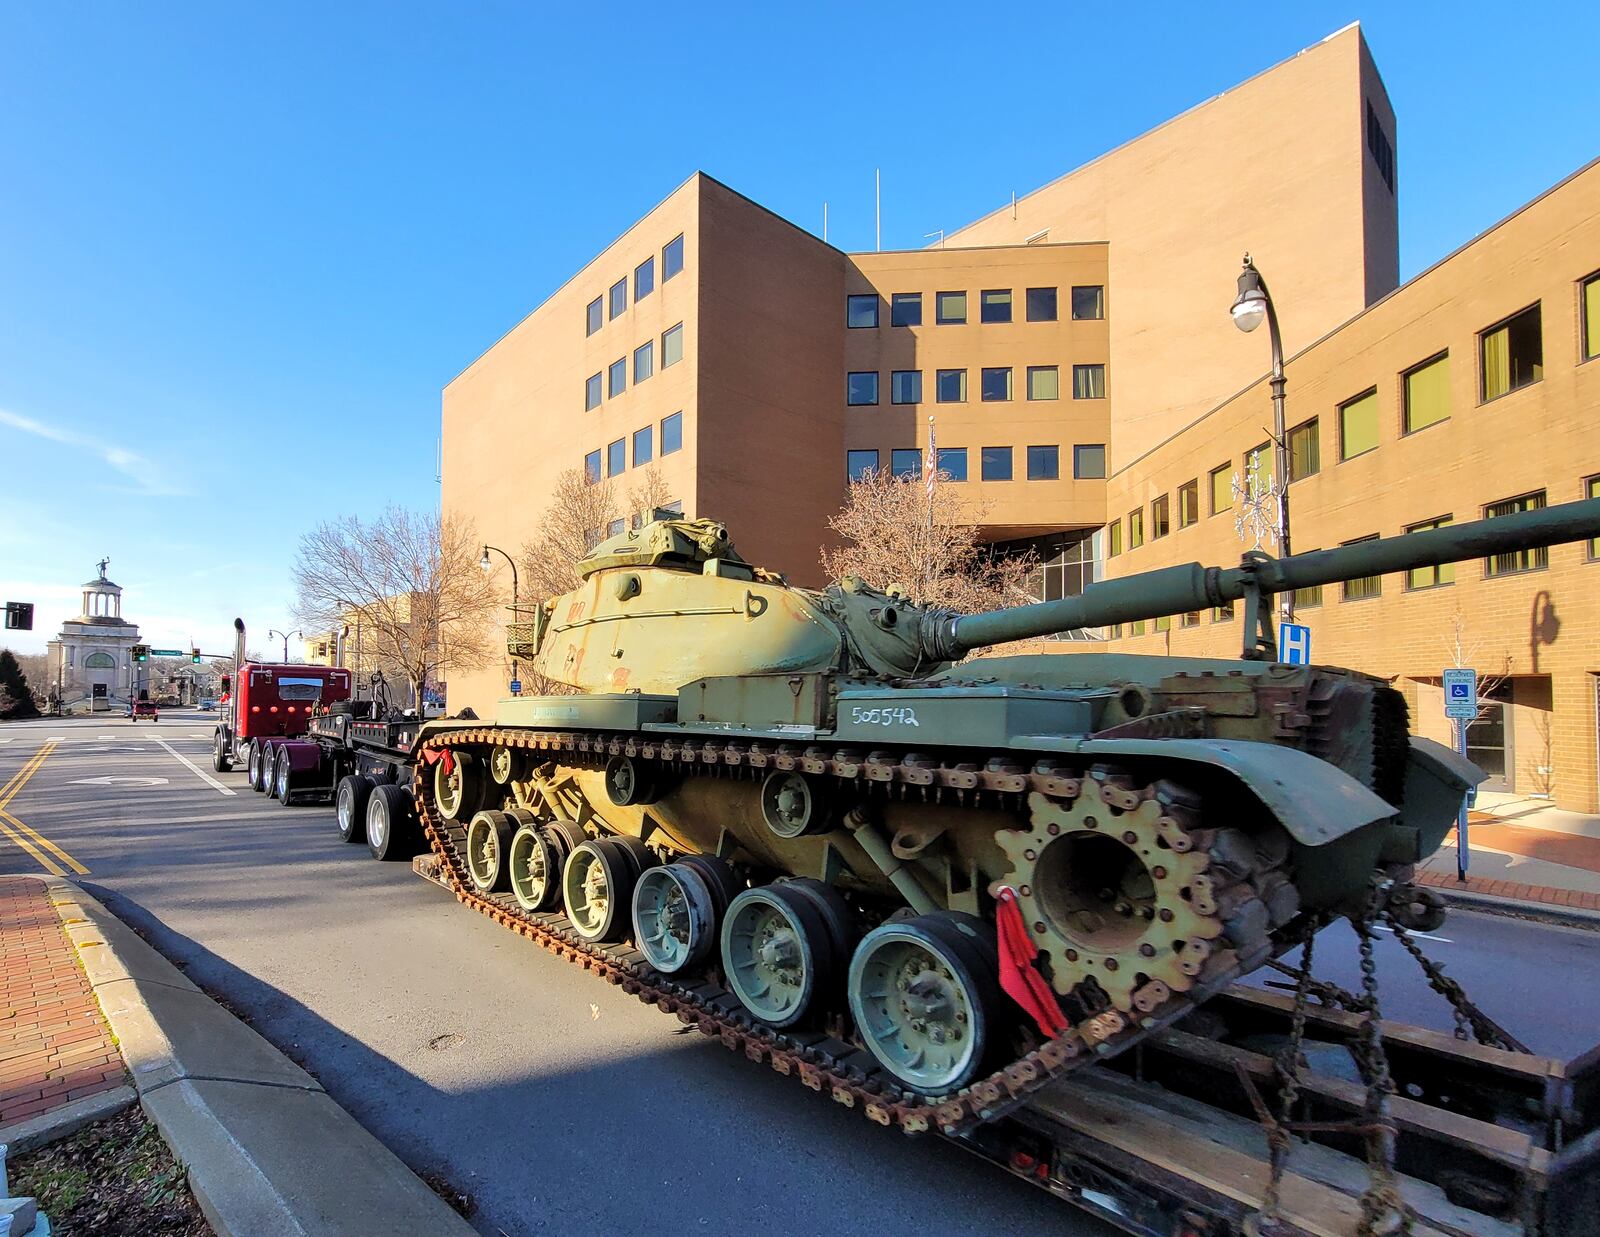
[419,497,1600,1103]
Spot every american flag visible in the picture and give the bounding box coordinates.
[924,415,937,499]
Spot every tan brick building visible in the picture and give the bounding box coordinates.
[441,24,1600,810]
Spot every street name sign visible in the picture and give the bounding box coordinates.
[1443,668,1478,720]
[1279,623,1311,666]
[151,648,184,657]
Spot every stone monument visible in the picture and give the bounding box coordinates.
[45,558,143,712]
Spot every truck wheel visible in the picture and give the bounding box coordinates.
[336,776,375,844]
[246,742,267,792]
[265,747,284,800]
[274,750,298,805]
[367,784,418,862]
[213,730,232,773]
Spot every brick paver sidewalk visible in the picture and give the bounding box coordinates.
[0,876,127,1126]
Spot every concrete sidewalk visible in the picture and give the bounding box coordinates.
[0,875,472,1236]
[1416,792,1600,921]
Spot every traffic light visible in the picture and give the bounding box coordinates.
[191,648,201,663]
[4,602,33,631]
[132,645,148,662]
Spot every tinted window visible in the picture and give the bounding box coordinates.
[891,448,921,479]
[847,295,879,328]
[1027,445,1059,480]
[936,291,967,324]
[662,323,684,367]
[1481,304,1542,401]
[1072,364,1105,399]
[847,372,880,405]
[981,446,1012,481]
[1026,287,1057,322]
[609,278,627,320]
[635,257,655,301]
[584,450,601,483]
[936,447,967,480]
[585,372,602,411]
[1027,366,1058,400]
[847,449,879,480]
[633,426,653,466]
[608,358,627,398]
[981,367,1012,401]
[936,369,967,402]
[891,371,922,404]
[660,412,683,455]
[980,289,1012,323]
[1074,444,1106,479]
[891,293,922,327]
[1071,286,1104,320]
[586,297,603,336]
[606,438,625,477]
[663,234,685,280]
[634,341,654,384]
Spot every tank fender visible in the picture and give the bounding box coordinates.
[1056,737,1396,847]
[1401,736,1484,857]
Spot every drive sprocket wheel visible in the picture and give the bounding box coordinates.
[993,769,1281,1017]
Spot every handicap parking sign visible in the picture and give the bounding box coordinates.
[1443,668,1477,719]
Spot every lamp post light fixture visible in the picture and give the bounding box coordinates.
[267,628,303,663]
[480,544,521,690]
[1230,253,1293,621]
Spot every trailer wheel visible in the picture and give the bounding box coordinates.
[367,784,418,862]
[274,749,299,805]
[213,729,232,773]
[336,775,374,844]
[247,741,269,792]
[265,746,285,800]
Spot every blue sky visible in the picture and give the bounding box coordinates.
[2,2,1595,657]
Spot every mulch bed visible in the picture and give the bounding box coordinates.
[8,1104,209,1236]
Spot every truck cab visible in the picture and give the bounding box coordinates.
[212,663,351,772]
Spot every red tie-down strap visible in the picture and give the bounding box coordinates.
[994,886,1071,1039]
[417,748,454,774]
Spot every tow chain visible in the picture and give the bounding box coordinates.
[1353,883,1411,1236]
[411,726,1284,1137]
[1380,914,1531,1054]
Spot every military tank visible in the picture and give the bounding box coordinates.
[410,497,1600,1131]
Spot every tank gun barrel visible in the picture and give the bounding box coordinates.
[924,496,1600,659]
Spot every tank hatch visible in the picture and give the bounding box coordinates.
[578,517,757,579]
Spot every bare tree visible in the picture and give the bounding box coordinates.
[1445,609,1512,725]
[293,506,498,710]
[821,468,1037,614]
[519,466,675,602]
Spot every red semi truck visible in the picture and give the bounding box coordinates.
[211,619,351,776]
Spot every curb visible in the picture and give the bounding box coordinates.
[1428,883,1600,930]
[31,877,472,1236]
[0,1085,137,1156]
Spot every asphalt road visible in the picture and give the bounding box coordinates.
[2,712,1597,1236]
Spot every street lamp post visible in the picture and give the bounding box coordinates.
[1230,253,1292,621]
[479,544,520,691]
[267,628,302,662]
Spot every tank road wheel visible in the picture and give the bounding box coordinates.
[212,730,232,773]
[466,810,518,893]
[367,784,418,862]
[336,775,374,844]
[562,837,655,942]
[721,881,848,1028]
[433,750,488,821]
[603,755,658,807]
[631,856,739,974]
[848,913,1001,1094]
[760,770,831,839]
[489,746,515,786]
[508,822,574,912]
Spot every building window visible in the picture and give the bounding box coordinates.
[1246,442,1274,498]
[663,234,684,281]
[1209,462,1231,515]
[1154,615,1171,633]
[936,291,967,324]
[1181,612,1200,628]
[1071,286,1105,320]
[1026,287,1057,322]
[980,289,1012,323]
[585,297,603,337]
[1107,519,1122,557]
[1212,601,1234,622]
[847,372,880,406]
[606,517,626,538]
[1403,352,1450,433]
[608,357,627,398]
[609,278,627,320]
[1127,508,1144,549]
[891,448,921,479]
[981,367,1013,401]
[891,370,922,405]
[662,322,684,367]
[1072,364,1105,399]
[1342,535,1381,600]
[847,449,879,481]
[584,450,601,483]
[633,425,654,467]
[634,340,654,384]
[1405,516,1454,590]
[1151,494,1170,539]
[606,438,626,478]
[1484,491,1548,575]
[1027,445,1059,480]
[1366,101,1395,194]
[1288,418,1320,481]
[1074,444,1106,479]
[661,411,683,455]
[1583,273,1600,362]
[981,446,1012,481]
[936,447,967,480]
[892,293,922,327]
[635,257,655,302]
[847,294,879,328]
[1178,479,1199,527]
[936,369,967,403]
[1129,620,1145,636]
[1026,366,1059,400]
[1481,303,1542,401]
[1587,475,1600,558]
[585,372,603,411]
[1339,389,1379,461]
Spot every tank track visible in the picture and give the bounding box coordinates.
[413,727,1288,1136]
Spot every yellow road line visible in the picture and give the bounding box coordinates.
[0,812,65,876]
[0,807,88,875]
[0,741,57,808]
[0,741,54,805]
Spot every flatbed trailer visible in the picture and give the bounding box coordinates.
[408,849,1597,1237]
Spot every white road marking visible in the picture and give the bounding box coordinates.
[1373,924,1453,944]
[150,733,236,796]
[68,775,171,787]
[97,734,117,739]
